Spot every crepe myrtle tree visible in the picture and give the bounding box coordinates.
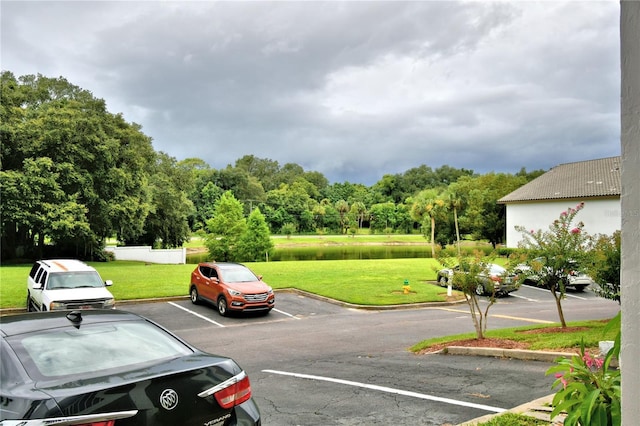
[513,202,591,328]
[437,250,501,340]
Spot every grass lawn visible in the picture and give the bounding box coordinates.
[0,258,455,309]
[410,318,618,353]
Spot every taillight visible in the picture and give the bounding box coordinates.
[215,375,252,409]
[490,276,501,282]
[198,371,252,410]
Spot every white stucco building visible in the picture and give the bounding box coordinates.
[498,156,621,248]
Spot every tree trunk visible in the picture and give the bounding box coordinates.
[454,207,461,256]
[551,287,567,328]
[430,216,436,258]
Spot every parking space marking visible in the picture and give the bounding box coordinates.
[273,308,301,319]
[491,314,554,324]
[168,302,226,327]
[525,286,588,300]
[510,293,540,302]
[263,369,507,414]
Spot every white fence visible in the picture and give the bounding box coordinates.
[105,246,186,264]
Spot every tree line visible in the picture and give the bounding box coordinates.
[1,72,544,261]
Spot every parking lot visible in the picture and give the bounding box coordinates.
[123,284,620,425]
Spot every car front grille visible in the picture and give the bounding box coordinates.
[62,300,109,309]
[243,293,269,302]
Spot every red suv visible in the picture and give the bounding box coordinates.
[190,262,275,316]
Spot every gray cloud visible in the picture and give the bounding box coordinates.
[1,1,620,184]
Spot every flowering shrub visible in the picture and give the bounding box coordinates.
[513,202,592,327]
[545,314,621,426]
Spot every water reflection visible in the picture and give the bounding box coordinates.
[187,245,433,263]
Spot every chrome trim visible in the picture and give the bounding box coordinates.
[0,410,138,425]
[198,370,247,398]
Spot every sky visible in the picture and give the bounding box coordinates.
[1,1,621,185]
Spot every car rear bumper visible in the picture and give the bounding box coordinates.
[234,398,261,425]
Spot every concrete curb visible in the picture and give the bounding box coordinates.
[444,346,577,363]
[275,287,467,310]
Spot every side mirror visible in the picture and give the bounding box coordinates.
[258,275,263,281]
[33,282,43,290]
[105,280,113,286]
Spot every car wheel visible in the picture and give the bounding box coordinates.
[217,297,228,317]
[574,285,587,292]
[26,293,34,312]
[437,276,448,286]
[190,286,200,305]
[475,283,485,296]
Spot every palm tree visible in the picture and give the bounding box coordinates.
[444,184,465,256]
[411,189,448,257]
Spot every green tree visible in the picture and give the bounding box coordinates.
[513,203,591,328]
[456,173,527,247]
[236,208,274,262]
[410,189,448,257]
[335,200,350,234]
[444,183,465,256]
[437,251,500,339]
[205,191,247,262]
[1,158,90,259]
[588,231,621,303]
[132,152,194,248]
[1,72,154,260]
[369,202,396,233]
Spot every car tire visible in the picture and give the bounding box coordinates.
[574,285,587,292]
[26,294,34,312]
[437,276,448,286]
[217,297,228,317]
[190,286,200,305]
[475,283,485,296]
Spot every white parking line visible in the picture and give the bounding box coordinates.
[510,293,539,302]
[273,308,301,319]
[168,302,226,327]
[262,369,507,414]
[525,286,588,300]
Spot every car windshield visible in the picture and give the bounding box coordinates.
[488,264,506,275]
[219,267,258,283]
[11,321,192,379]
[47,271,105,290]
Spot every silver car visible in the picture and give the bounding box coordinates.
[437,263,519,296]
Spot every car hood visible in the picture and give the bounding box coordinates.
[46,287,114,301]
[228,281,270,294]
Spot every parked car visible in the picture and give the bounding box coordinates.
[0,309,261,425]
[190,262,275,316]
[437,263,519,296]
[515,258,593,292]
[26,259,115,311]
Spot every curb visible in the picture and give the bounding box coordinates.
[275,287,467,310]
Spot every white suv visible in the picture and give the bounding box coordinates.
[27,259,115,311]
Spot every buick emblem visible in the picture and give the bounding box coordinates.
[160,388,179,410]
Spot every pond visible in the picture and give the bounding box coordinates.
[186,245,434,263]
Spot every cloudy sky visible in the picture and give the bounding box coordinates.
[2,1,621,184]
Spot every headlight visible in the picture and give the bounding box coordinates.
[228,289,242,296]
[50,301,66,310]
[104,298,116,309]
[267,287,273,294]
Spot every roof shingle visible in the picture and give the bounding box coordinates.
[498,156,621,203]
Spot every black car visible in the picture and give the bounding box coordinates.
[0,310,261,425]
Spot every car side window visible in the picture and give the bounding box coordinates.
[29,264,40,279]
[199,266,210,277]
[34,267,44,283]
[39,271,48,287]
[210,268,218,279]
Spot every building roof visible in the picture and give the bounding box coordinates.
[498,156,621,203]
